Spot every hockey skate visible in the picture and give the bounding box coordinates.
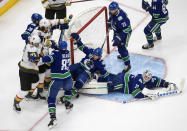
[122,64,131,73]
[65,100,73,110]
[25,92,36,100]
[48,118,57,129]
[13,99,21,112]
[59,96,65,104]
[117,55,122,59]
[153,36,162,41]
[33,92,46,100]
[142,43,154,49]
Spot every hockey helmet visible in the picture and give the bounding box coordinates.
[31,13,42,22]
[142,69,152,82]
[93,48,102,57]
[59,41,68,50]
[109,1,119,11]
[39,18,50,33]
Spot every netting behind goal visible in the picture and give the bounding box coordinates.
[64,6,110,64]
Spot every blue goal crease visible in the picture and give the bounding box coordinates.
[88,51,166,103]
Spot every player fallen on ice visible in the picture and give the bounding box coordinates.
[142,0,169,49]
[30,41,73,129]
[21,13,43,44]
[13,35,43,112]
[106,69,177,100]
[60,33,111,100]
[107,1,132,73]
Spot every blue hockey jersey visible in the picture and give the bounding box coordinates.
[108,73,145,98]
[108,8,132,40]
[41,50,71,80]
[76,40,110,81]
[149,0,169,23]
[21,23,38,44]
[108,73,169,98]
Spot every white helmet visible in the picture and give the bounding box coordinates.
[142,69,152,82]
[39,18,50,33]
[29,35,41,46]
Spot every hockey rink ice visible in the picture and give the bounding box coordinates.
[0,0,187,131]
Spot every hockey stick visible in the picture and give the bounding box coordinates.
[101,31,110,49]
[58,14,73,44]
[71,0,95,4]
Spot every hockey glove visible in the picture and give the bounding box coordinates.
[21,32,29,40]
[59,23,69,30]
[71,33,81,43]
[113,36,121,46]
[142,0,151,11]
[50,40,59,50]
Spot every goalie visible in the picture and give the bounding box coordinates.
[106,69,178,99]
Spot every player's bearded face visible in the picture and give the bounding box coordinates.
[34,20,39,25]
[40,26,49,33]
[93,54,100,60]
[110,9,118,15]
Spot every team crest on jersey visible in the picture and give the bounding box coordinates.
[139,79,143,83]
[118,16,123,21]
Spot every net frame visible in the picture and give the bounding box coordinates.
[69,6,110,64]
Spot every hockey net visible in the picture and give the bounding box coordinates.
[64,6,110,64]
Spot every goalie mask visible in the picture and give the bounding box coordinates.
[142,69,152,82]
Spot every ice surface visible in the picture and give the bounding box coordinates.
[0,0,187,131]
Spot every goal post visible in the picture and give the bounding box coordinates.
[65,6,110,64]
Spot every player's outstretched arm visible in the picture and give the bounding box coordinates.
[71,33,93,55]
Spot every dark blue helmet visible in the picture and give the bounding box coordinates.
[93,48,102,57]
[31,13,42,22]
[59,41,67,50]
[109,1,119,11]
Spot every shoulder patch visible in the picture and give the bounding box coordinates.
[118,16,123,21]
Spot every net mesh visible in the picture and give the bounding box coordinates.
[64,6,109,64]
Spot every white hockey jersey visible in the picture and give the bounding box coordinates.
[42,0,67,8]
[31,19,66,40]
[19,44,42,74]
